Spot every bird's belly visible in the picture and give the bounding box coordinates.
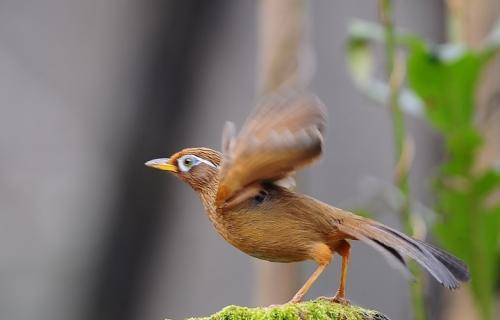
[213,212,322,263]
[227,234,310,263]
[245,249,306,263]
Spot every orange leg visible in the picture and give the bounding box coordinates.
[290,242,332,303]
[333,240,351,304]
[290,263,328,303]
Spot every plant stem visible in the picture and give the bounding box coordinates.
[378,1,427,319]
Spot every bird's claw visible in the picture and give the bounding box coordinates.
[318,295,351,305]
[288,293,304,304]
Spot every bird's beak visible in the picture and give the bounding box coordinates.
[145,158,178,172]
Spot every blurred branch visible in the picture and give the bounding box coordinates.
[254,0,309,305]
[186,299,391,320]
[258,0,309,94]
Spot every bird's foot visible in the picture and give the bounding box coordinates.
[288,292,305,304]
[318,295,351,305]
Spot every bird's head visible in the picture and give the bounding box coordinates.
[145,147,222,192]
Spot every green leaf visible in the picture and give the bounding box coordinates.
[346,36,374,88]
[406,41,487,132]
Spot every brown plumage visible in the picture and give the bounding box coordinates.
[146,90,469,304]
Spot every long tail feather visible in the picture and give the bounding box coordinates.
[336,213,470,289]
[415,239,470,282]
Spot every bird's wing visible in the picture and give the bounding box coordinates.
[216,90,327,207]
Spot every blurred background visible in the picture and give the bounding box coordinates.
[0,1,498,320]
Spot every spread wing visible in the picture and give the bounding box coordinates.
[216,90,327,207]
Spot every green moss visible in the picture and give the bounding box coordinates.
[186,299,390,320]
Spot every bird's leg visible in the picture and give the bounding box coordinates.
[289,263,328,304]
[318,240,351,305]
[332,240,351,304]
[290,242,332,304]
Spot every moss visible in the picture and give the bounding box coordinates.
[185,299,390,320]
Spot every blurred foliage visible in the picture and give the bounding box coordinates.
[407,36,500,320]
[346,18,500,320]
[346,20,426,119]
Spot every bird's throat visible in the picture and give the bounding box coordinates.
[197,180,229,240]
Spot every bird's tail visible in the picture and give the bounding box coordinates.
[337,214,470,289]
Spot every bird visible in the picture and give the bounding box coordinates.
[145,90,470,304]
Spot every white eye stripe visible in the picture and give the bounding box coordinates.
[177,155,217,172]
[198,157,217,168]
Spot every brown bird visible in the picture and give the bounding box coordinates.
[146,91,469,304]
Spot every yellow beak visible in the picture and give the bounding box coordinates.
[145,158,178,172]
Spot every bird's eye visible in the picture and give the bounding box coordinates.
[183,157,193,167]
[178,155,199,172]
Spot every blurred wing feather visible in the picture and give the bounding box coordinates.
[216,91,327,205]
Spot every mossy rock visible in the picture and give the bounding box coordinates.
[185,299,390,320]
